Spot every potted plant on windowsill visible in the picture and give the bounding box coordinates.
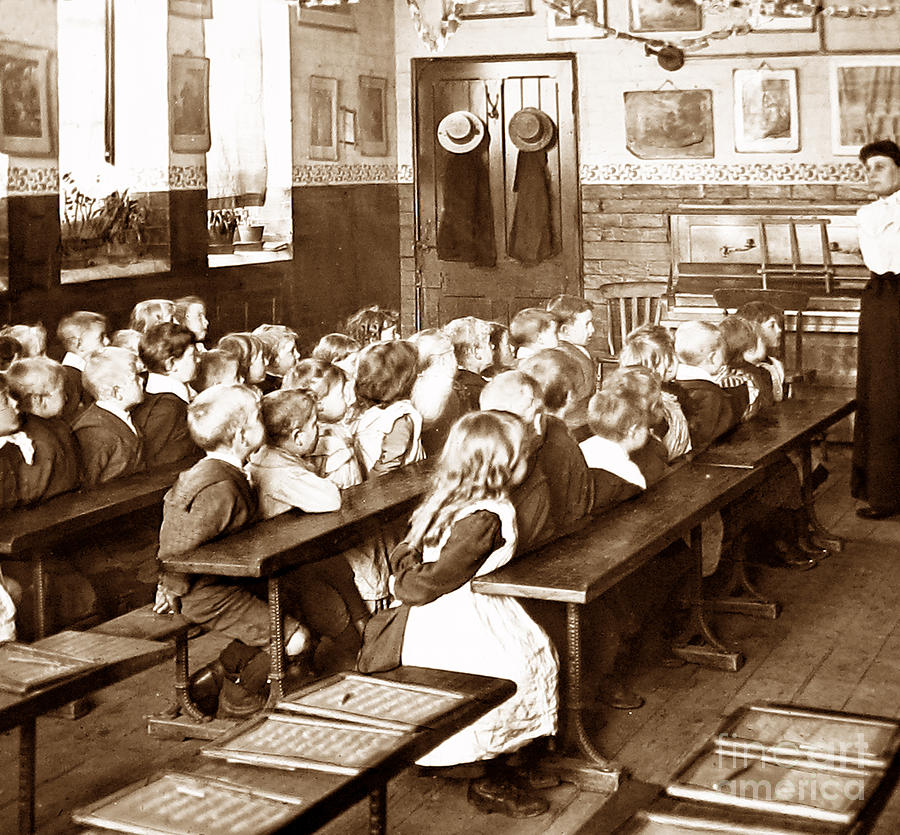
[235,208,265,250]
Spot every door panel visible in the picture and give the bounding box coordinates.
[415,56,580,329]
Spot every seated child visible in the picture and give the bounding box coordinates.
[194,348,242,393]
[716,316,774,421]
[735,301,786,401]
[132,323,201,468]
[442,316,493,412]
[509,308,558,360]
[619,326,691,462]
[5,358,82,504]
[217,333,267,390]
[670,321,742,452]
[71,347,145,486]
[153,386,312,716]
[0,335,21,371]
[546,294,598,412]
[312,332,360,367]
[345,305,399,346]
[283,358,362,489]
[56,311,109,423]
[519,346,588,430]
[129,299,176,333]
[252,324,300,394]
[174,296,209,350]
[480,322,517,380]
[0,568,21,641]
[0,324,46,358]
[383,411,559,817]
[409,329,462,458]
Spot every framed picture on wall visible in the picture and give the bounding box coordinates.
[734,68,799,153]
[168,0,212,18]
[624,90,714,158]
[358,75,389,157]
[751,1,816,31]
[0,41,53,156]
[295,5,356,29]
[460,0,532,18]
[309,76,339,161]
[169,54,210,153]
[547,0,608,39]
[629,0,701,32]
[830,57,900,155]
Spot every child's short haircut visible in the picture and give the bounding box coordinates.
[139,322,195,375]
[311,332,360,364]
[479,370,543,416]
[620,328,676,378]
[443,316,492,368]
[251,324,299,366]
[734,300,784,327]
[81,347,138,400]
[194,349,240,392]
[56,311,109,351]
[408,328,454,373]
[110,329,142,355]
[718,315,758,365]
[0,335,21,371]
[354,340,418,408]
[344,305,399,346]
[587,386,649,442]
[261,389,316,442]
[674,320,723,366]
[217,333,265,381]
[488,321,510,354]
[518,348,582,412]
[509,308,557,348]
[128,299,176,333]
[547,294,592,325]
[174,295,206,323]
[6,357,65,410]
[0,324,47,358]
[283,357,346,399]
[187,384,259,451]
[603,365,665,428]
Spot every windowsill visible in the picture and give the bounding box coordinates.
[61,258,171,285]
[208,247,292,269]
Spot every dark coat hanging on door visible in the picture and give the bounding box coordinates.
[436,147,496,267]
[508,150,558,265]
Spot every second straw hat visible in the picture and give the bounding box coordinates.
[508,107,555,152]
[437,110,485,154]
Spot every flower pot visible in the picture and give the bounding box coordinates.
[237,224,264,244]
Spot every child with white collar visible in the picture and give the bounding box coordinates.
[509,307,558,360]
[56,311,109,422]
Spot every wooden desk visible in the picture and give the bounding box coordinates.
[0,462,186,638]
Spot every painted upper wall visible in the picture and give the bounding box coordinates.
[393,0,900,183]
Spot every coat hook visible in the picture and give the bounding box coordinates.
[484,85,500,120]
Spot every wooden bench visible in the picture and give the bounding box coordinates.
[0,462,187,638]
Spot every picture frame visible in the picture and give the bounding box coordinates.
[309,75,339,161]
[168,0,212,18]
[295,5,356,30]
[358,75,389,157]
[629,0,701,32]
[547,0,608,39]
[733,68,799,153]
[340,107,356,146]
[830,57,900,156]
[169,54,210,153]
[624,89,714,159]
[0,41,53,156]
[751,1,816,32]
[460,0,532,19]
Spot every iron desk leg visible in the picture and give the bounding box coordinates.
[799,443,843,552]
[31,552,46,640]
[174,630,210,723]
[368,785,387,835]
[267,576,286,707]
[18,717,36,834]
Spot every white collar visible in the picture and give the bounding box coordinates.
[145,372,193,403]
[205,450,246,472]
[94,401,138,435]
[0,431,35,465]
[62,352,86,372]
[674,364,718,383]
[579,435,646,488]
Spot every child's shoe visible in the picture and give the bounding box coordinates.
[216,679,266,720]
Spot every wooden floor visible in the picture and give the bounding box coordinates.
[3,443,900,834]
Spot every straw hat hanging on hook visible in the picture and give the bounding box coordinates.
[507,107,555,152]
[437,110,485,154]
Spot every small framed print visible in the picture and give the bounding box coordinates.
[0,41,53,156]
[734,69,799,153]
[358,76,388,157]
[169,54,210,153]
[168,0,212,18]
[460,0,532,18]
[295,5,356,30]
[547,0,608,39]
[309,76,339,161]
[340,107,356,146]
[830,57,900,155]
[624,90,714,159]
[629,0,701,32]
[751,1,816,31]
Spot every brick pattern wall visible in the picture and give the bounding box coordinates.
[398,183,416,337]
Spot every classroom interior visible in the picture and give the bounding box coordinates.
[1,0,899,831]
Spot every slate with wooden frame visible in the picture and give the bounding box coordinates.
[624,89,714,159]
[460,0,532,18]
[0,41,53,156]
[309,76,339,161]
[169,54,210,153]
[830,56,900,156]
[629,0,700,32]
[734,68,799,153]
[358,75,388,157]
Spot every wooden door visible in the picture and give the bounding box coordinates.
[414,56,581,328]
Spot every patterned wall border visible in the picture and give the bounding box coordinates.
[293,163,399,186]
[579,161,867,185]
[169,164,206,190]
[8,166,59,196]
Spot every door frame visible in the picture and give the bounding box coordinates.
[410,53,583,331]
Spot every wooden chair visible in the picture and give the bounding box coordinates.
[594,280,669,371]
[713,287,812,395]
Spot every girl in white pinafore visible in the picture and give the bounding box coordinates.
[390,411,558,815]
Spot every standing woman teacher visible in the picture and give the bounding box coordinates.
[852,140,900,520]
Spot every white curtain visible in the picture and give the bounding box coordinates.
[205,0,268,208]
